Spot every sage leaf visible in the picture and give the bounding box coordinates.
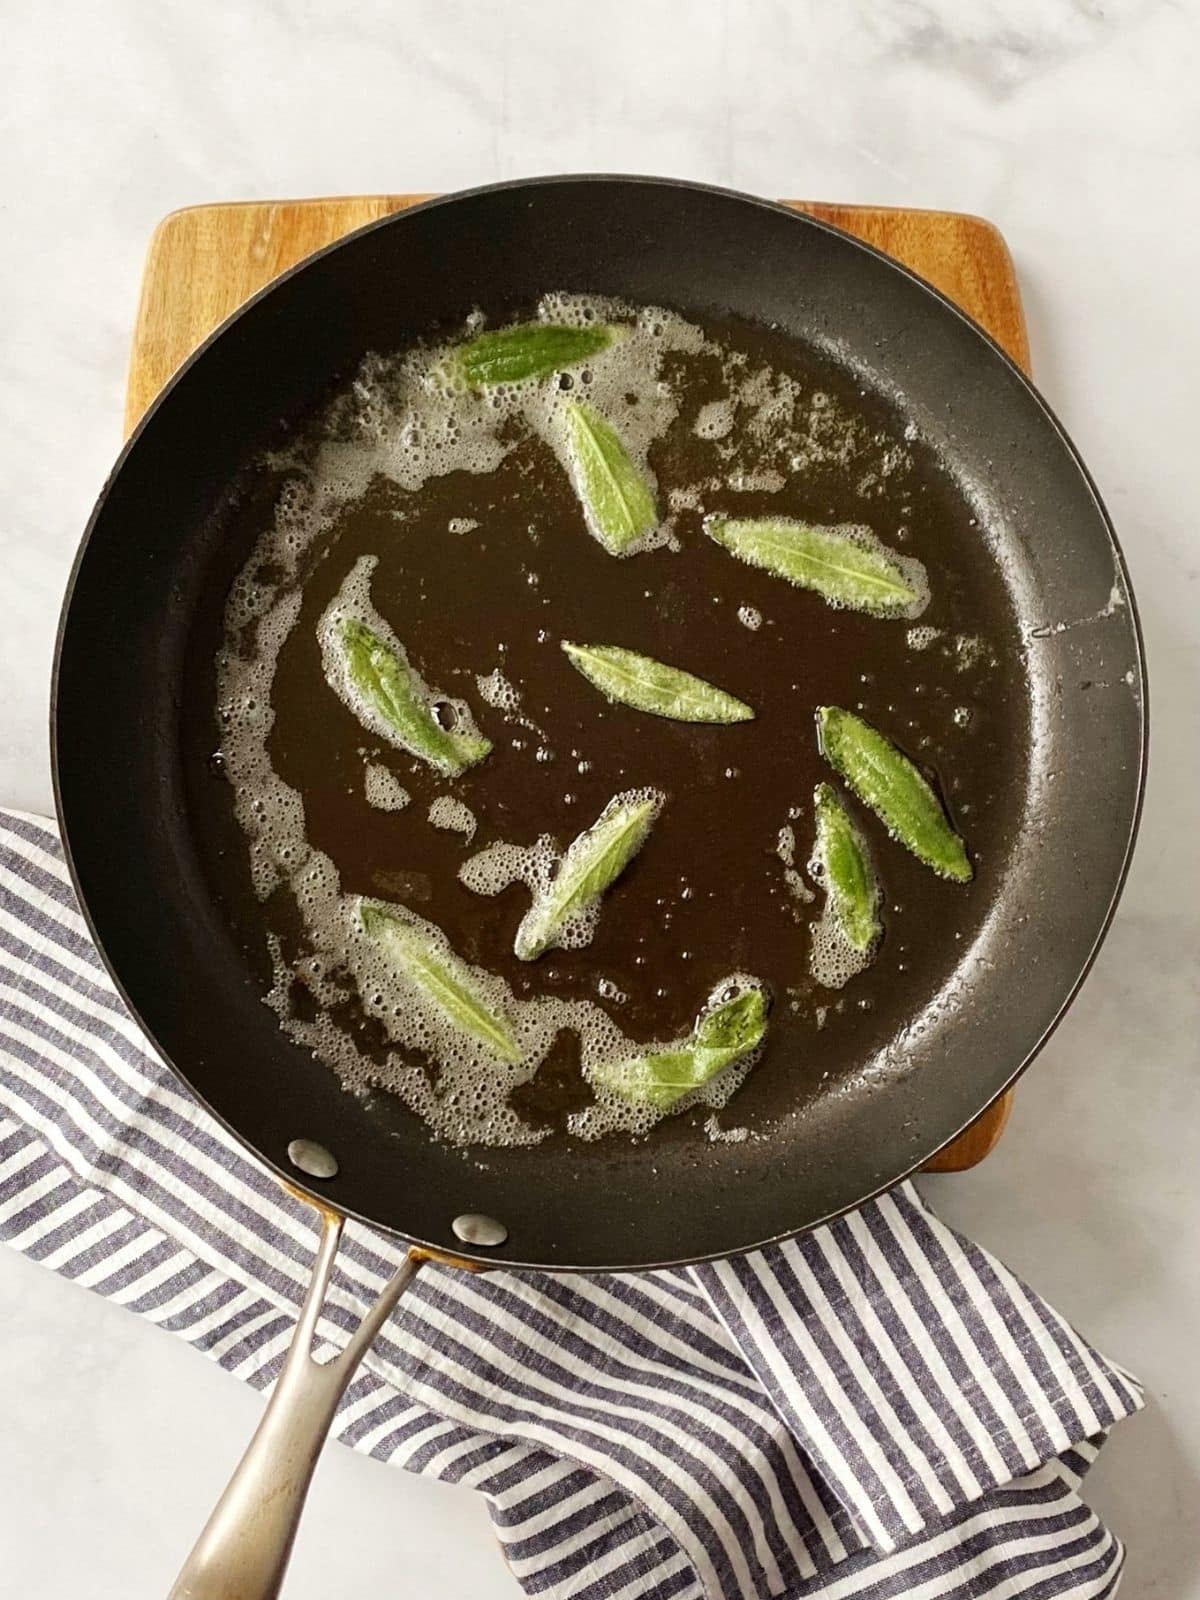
[335,617,491,776]
[817,707,972,882]
[564,401,659,554]
[594,984,768,1109]
[457,322,617,388]
[515,790,661,961]
[562,641,754,724]
[359,899,521,1063]
[813,783,881,952]
[706,516,927,617]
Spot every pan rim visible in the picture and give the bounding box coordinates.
[50,173,1148,1271]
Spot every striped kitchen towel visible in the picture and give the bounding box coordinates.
[0,808,1141,1599]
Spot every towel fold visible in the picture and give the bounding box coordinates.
[0,809,1141,1598]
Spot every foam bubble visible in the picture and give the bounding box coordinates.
[364,764,410,811]
[694,398,735,439]
[809,905,874,989]
[475,667,520,711]
[427,796,477,842]
[458,836,556,901]
[907,625,941,651]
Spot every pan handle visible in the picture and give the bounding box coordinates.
[167,1208,422,1600]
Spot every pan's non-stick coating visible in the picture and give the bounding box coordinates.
[53,178,1145,1270]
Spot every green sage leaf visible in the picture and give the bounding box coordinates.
[359,899,521,1063]
[515,790,661,961]
[706,516,926,617]
[335,617,491,776]
[817,707,972,882]
[457,323,617,388]
[594,984,768,1109]
[564,401,659,554]
[813,783,881,951]
[562,642,754,724]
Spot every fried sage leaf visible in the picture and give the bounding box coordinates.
[706,516,926,617]
[335,617,491,776]
[359,899,521,1063]
[564,401,659,554]
[594,985,768,1109]
[515,790,661,961]
[817,707,972,882]
[813,783,881,952]
[457,323,617,388]
[562,641,754,724]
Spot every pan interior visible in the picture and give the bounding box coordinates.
[195,292,1030,1159]
[53,179,1144,1268]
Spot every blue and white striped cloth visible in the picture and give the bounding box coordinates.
[0,809,1142,1598]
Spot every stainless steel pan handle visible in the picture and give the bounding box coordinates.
[167,1207,422,1600]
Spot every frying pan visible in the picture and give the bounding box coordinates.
[51,176,1146,1597]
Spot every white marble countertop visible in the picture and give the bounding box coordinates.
[2,2,1198,1595]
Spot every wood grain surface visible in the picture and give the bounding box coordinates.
[126,194,1027,1170]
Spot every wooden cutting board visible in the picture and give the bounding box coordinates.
[126,195,1023,1170]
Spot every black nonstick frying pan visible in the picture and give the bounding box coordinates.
[51,177,1145,1597]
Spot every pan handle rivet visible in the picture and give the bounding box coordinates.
[287,1139,339,1181]
[452,1213,508,1248]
